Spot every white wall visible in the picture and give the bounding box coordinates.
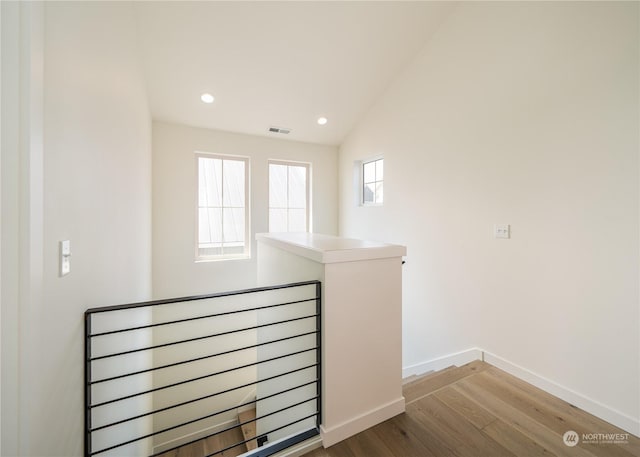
[339,2,640,434]
[1,2,42,455]
[152,121,338,298]
[0,2,152,455]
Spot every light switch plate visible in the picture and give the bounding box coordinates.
[494,224,510,239]
[60,240,71,276]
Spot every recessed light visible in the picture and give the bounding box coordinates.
[317,117,328,126]
[201,93,215,104]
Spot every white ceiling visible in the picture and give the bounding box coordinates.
[134,2,456,146]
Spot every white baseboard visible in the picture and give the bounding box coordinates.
[402,348,640,438]
[320,397,405,447]
[402,348,483,378]
[482,351,640,438]
[152,418,238,454]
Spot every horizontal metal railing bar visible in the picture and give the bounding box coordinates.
[90,393,318,456]
[149,413,319,457]
[90,313,318,362]
[237,396,318,434]
[91,365,317,433]
[90,378,318,433]
[89,297,316,338]
[91,330,318,385]
[85,280,321,315]
[171,397,318,456]
[138,396,319,457]
[202,413,319,457]
[90,347,317,409]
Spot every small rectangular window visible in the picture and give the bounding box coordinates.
[269,161,310,232]
[196,153,250,260]
[363,158,383,205]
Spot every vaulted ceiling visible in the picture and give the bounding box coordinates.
[133,1,456,146]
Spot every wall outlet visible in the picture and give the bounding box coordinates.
[494,224,510,239]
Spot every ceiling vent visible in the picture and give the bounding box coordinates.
[268,126,291,135]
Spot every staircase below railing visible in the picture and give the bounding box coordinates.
[85,281,321,457]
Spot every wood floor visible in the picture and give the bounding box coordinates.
[305,361,640,457]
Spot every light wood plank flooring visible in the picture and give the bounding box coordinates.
[305,361,640,457]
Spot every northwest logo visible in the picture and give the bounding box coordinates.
[563,430,579,447]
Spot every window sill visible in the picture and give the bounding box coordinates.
[195,255,251,263]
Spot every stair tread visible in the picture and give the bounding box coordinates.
[403,370,435,386]
[238,408,258,451]
[403,361,490,404]
[404,366,456,388]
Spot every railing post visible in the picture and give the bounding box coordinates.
[315,281,322,428]
[85,312,92,457]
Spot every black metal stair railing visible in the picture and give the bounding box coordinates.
[85,281,321,457]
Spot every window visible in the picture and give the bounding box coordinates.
[363,158,383,205]
[196,153,250,260]
[269,161,310,232]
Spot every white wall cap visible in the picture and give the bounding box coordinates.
[256,233,406,264]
